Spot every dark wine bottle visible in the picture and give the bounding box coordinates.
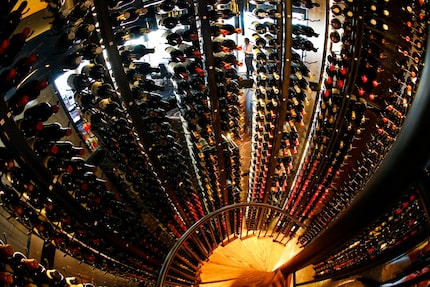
[177,29,199,42]
[68,0,92,22]
[12,53,38,82]
[21,102,59,123]
[160,16,178,29]
[179,44,202,59]
[0,147,15,172]
[186,61,205,77]
[165,32,182,46]
[159,0,176,12]
[0,68,17,92]
[0,27,32,66]
[81,63,106,80]
[76,42,103,61]
[132,62,161,75]
[63,52,82,70]
[169,62,189,80]
[166,47,186,62]
[73,22,95,42]
[7,79,49,115]
[51,141,85,158]
[216,24,242,36]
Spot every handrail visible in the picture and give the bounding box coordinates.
[157,202,304,286]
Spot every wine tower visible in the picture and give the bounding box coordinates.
[1,0,430,286]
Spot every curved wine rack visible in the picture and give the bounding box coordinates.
[2,0,430,286]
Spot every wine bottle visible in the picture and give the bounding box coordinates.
[119,45,155,64]
[136,79,165,92]
[0,68,17,93]
[177,29,199,42]
[63,52,83,70]
[73,22,95,42]
[179,44,202,59]
[12,53,38,83]
[186,61,205,77]
[10,251,39,277]
[160,16,178,29]
[30,138,60,158]
[166,46,186,62]
[213,24,242,36]
[0,39,10,58]
[130,62,161,76]
[0,147,15,172]
[179,13,194,25]
[91,82,117,99]
[52,141,85,158]
[67,0,92,22]
[253,34,267,48]
[222,53,243,67]
[44,269,67,287]
[76,42,103,61]
[54,31,76,51]
[292,24,319,37]
[81,63,106,80]
[0,27,32,66]
[21,102,59,123]
[5,168,35,193]
[0,240,14,259]
[165,32,182,46]
[158,0,176,12]
[7,80,49,115]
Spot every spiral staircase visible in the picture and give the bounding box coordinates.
[156,203,303,286]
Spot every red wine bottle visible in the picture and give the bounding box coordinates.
[186,61,205,77]
[22,102,59,123]
[0,39,10,57]
[169,62,189,80]
[180,44,202,59]
[177,29,199,42]
[216,24,242,36]
[0,147,15,172]
[166,47,186,62]
[0,27,32,66]
[16,103,59,137]
[160,16,178,29]
[132,62,161,75]
[165,32,182,46]
[52,141,85,158]
[0,68,17,92]
[7,79,49,115]
[13,53,38,82]
[30,138,59,157]
[37,122,72,141]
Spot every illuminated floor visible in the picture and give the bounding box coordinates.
[198,235,301,286]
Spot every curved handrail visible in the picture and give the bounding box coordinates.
[157,202,304,286]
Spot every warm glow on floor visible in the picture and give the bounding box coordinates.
[198,235,301,286]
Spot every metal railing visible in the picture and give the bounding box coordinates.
[157,202,304,286]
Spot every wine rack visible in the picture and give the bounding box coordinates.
[2,0,430,286]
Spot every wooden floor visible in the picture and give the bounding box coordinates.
[198,235,301,286]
